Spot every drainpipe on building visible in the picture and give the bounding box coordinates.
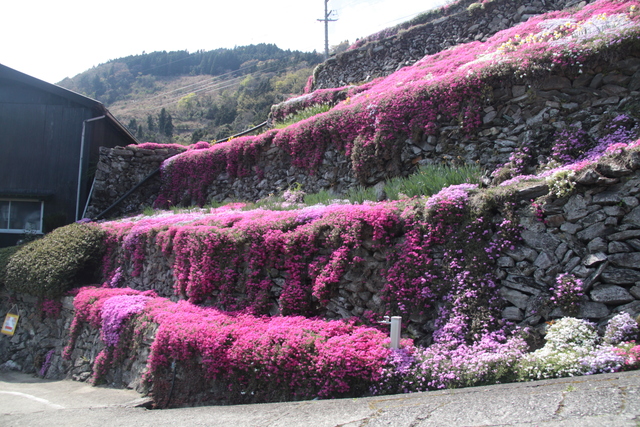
[76,116,105,221]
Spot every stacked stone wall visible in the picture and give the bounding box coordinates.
[86,52,640,214]
[0,292,152,393]
[85,145,186,220]
[312,0,592,90]
[101,152,640,345]
[3,158,640,385]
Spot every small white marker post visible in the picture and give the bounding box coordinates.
[380,316,402,349]
[390,316,401,349]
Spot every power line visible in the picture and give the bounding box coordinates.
[141,59,277,103]
[125,62,284,112]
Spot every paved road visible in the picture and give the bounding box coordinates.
[1,369,640,426]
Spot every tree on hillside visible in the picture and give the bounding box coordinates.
[191,129,208,144]
[147,115,156,132]
[177,93,198,119]
[127,118,138,134]
[91,75,106,99]
[158,108,168,134]
[164,114,174,137]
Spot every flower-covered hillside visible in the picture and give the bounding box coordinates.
[62,286,390,405]
[9,0,640,409]
[156,0,640,208]
[6,104,640,408]
[77,127,640,406]
[102,192,521,345]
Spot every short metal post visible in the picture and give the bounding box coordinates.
[390,316,401,349]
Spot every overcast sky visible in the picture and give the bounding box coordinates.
[1,0,447,84]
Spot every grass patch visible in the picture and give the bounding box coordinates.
[151,164,483,214]
[384,164,483,200]
[345,186,377,204]
[303,189,339,205]
[274,104,332,129]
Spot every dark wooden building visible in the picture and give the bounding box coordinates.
[0,63,138,247]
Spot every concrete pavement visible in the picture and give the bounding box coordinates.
[1,369,640,426]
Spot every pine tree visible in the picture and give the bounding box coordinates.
[127,118,138,134]
[164,114,174,137]
[147,115,155,132]
[158,108,167,135]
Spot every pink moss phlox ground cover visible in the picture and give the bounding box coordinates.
[39,349,55,378]
[62,287,156,360]
[156,1,640,207]
[101,202,407,315]
[155,130,277,208]
[66,287,392,400]
[269,85,371,122]
[100,179,524,348]
[146,297,391,399]
[39,299,62,318]
[383,182,520,344]
[101,294,152,346]
[498,135,640,187]
[380,329,528,393]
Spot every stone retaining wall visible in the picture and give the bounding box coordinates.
[0,292,152,393]
[86,51,640,216]
[312,0,592,90]
[2,156,640,390]
[85,145,186,220]
[99,151,640,345]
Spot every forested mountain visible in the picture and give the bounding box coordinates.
[58,44,323,144]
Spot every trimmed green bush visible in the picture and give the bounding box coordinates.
[5,224,106,298]
[0,245,22,287]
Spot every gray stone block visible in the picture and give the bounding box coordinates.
[601,267,640,285]
[500,287,530,310]
[609,252,640,269]
[502,306,524,321]
[590,285,634,305]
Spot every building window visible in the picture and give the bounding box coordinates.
[0,200,44,234]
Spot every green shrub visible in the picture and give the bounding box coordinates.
[0,245,22,287]
[5,224,106,298]
[467,2,484,14]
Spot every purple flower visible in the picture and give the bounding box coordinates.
[604,312,640,345]
[101,295,151,346]
[39,349,55,377]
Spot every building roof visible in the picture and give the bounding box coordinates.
[0,63,138,144]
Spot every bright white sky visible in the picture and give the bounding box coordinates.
[1,0,447,84]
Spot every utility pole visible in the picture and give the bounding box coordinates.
[317,0,337,60]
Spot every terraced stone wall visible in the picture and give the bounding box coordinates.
[103,153,640,344]
[0,292,152,393]
[85,144,186,220]
[86,52,640,215]
[312,0,593,89]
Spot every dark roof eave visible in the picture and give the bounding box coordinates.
[101,106,139,145]
[0,63,138,145]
